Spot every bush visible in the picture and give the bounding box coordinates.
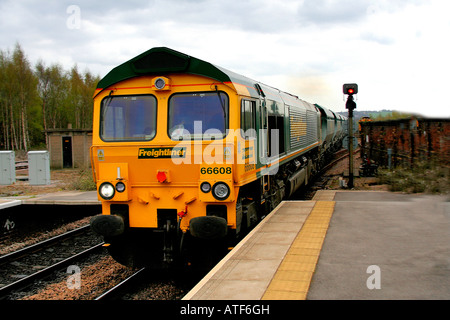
[377,162,449,194]
[70,169,97,191]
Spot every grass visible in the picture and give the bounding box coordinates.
[377,162,449,194]
[69,168,97,191]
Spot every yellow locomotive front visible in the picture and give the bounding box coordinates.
[90,48,250,267]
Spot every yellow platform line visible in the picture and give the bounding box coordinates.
[262,201,335,300]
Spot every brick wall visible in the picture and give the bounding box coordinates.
[73,134,92,168]
[46,129,92,169]
[360,118,450,167]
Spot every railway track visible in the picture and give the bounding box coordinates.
[94,267,147,300]
[291,148,355,200]
[1,218,198,300]
[0,225,104,300]
[0,244,104,300]
[0,225,92,264]
[321,148,352,173]
[1,224,197,300]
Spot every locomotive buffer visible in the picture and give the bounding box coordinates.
[343,83,358,188]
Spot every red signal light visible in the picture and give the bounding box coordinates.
[343,83,358,95]
[157,171,167,183]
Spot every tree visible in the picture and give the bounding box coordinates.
[0,43,41,151]
[36,61,69,147]
[1,43,99,152]
[65,66,99,129]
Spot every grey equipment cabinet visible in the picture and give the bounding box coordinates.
[28,151,51,185]
[0,151,16,185]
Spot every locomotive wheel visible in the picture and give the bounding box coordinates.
[181,233,229,270]
[105,234,148,268]
[105,230,174,268]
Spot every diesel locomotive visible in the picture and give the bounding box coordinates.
[90,47,347,267]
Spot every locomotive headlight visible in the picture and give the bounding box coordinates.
[200,182,211,193]
[212,182,230,200]
[152,76,170,91]
[154,77,166,90]
[99,182,115,200]
[115,182,126,193]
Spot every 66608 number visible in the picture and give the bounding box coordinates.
[200,167,232,175]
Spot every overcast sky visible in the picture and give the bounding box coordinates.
[1,0,449,117]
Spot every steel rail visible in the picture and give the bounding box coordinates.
[0,225,92,266]
[94,267,147,300]
[0,242,104,300]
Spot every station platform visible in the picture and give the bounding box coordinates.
[0,191,99,209]
[183,190,449,300]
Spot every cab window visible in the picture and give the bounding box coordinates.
[100,95,157,142]
[168,92,228,140]
[241,99,256,139]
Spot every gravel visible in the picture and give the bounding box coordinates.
[0,217,92,256]
[21,255,193,300]
[22,255,136,300]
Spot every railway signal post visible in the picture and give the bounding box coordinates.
[344,83,358,188]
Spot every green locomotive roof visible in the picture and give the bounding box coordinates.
[95,47,326,117]
[96,47,258,96]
